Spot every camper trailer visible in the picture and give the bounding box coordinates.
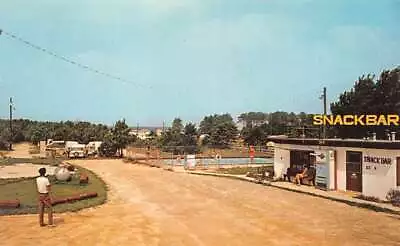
[68,143,87,158]
[86,141,102,156]
[45,140,66,157]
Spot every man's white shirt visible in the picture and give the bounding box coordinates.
[36,176,50,194]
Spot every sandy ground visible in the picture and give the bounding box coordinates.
[1,144,400,245]
[0,157,399,246]
[4,143,35,159]
[1,143,56,178]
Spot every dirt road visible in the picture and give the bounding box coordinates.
[1,159,400,246]
[4,143,35,158]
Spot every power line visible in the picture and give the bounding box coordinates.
[0,28,151,89]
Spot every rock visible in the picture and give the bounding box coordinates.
[55,167,72,181]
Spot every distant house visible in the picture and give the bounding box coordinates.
[244,120,269,128]
[129,128,151,140]
[155,128,164,136]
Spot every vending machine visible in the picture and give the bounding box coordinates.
[314,150,335,190]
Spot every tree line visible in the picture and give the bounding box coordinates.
[0,66,398,150]
[238,66,400,141]
[0,119,109,146]
[331,66,399,139]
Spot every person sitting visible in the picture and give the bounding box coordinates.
[294,165,309,185]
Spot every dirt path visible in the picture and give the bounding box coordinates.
[4,143,35,158]
[1,159,400,246]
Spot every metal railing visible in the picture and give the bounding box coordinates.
[125,145,274,169]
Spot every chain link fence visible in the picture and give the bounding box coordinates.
[125,145,274,169]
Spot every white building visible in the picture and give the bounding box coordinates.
[129,128,152,140]
[269,136,400,200]
[155,128,164,136]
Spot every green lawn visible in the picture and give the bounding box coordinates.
[0,157,64,166]
[0,166,107,216]
[217,165,274,175]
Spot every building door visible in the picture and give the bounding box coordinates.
[397,157,400,186]
[290,150,314,170]
[346,151,362,192]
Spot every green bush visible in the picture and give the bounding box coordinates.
[386,189,400,206]
[99,141,117,157]
[356,194,381,203]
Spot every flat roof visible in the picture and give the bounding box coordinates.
[267,136,400,150]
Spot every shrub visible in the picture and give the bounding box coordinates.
[356,195,381,203]
[99,141,117,157]
[67,165,75,172]
[0,139,9,150]
[386,189,400,206]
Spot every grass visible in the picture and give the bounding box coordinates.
[0,157,64,166]
[355,195,382,203]
[0,166,107,216]
[216,165,274,175]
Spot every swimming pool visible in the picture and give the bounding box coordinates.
[162,157,273,166]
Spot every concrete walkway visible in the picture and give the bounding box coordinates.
[0,163,57,179]
[186,170,400,215]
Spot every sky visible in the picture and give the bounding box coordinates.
[0,0,399,126]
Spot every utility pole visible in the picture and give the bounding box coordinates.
[320,87,327,142]
[162,121,165,133]
[9,97,13,150]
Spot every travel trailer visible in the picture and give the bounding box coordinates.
[86,141,102,156]
[67,143,87,158]
[45,139,66,157]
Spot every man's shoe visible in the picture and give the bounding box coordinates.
[40,224,47,227]
[47,224,56,227]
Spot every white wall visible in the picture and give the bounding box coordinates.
[328,150,336,190]
[273,144,290,178]
[334,147,399,200]
[361,149,399,200]
[335,147,347,191]
[273,143,400,200]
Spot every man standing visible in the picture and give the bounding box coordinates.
[36,167,54,227]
